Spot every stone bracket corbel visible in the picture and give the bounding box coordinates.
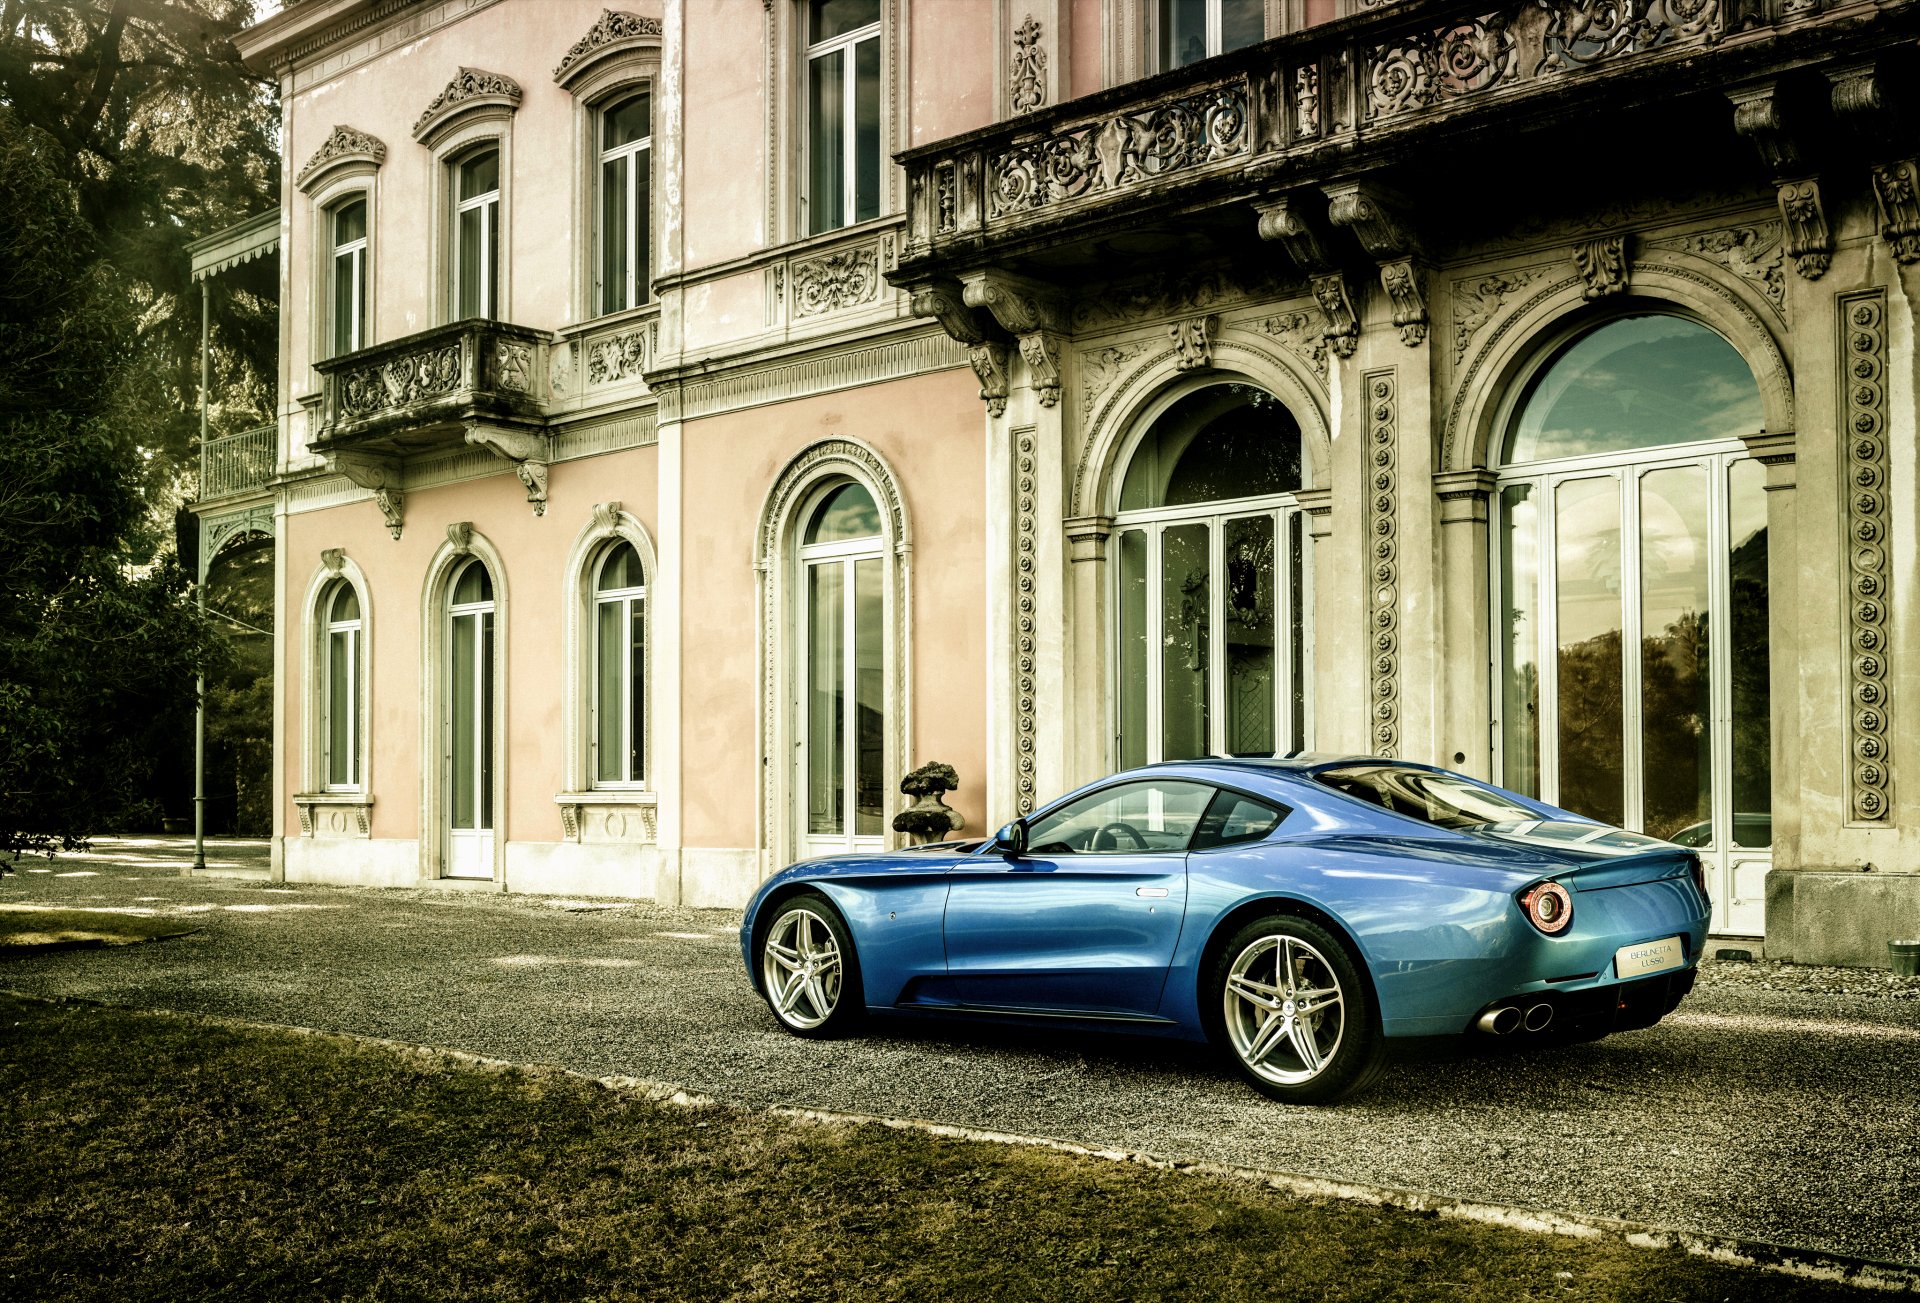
[1574,234,1630,299]
[1255,192,1360,358]
[1170,314,1217,370]
[961,270,1069,409]
[1829,63,1920,265]
[1729,81,1832,279]
[331,451,405,540]
[908,276,1014,415]
[465,424,552,515]
[1325,181,1428,348]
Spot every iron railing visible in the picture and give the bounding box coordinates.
[198,423,276,502]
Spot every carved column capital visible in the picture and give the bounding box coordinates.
[1065,514,1115,563]
[1433,468,1498,525]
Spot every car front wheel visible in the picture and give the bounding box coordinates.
[757,893,862,1038]
[1210,914,1384,1104]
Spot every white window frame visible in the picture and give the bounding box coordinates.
[296,554,374,814]
[595,93,653,314]
[1150,0,1274,72]
[804,3,882,235]
[323,582,363,791]
[591,543,649,789]
[795,515,887,855]
[452,146,501,320]
[329,198,368,357]
[770,0,904,243]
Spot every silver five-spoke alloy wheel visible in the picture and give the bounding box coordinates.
[1223,932,1346,1087]
[760,905,844,1032]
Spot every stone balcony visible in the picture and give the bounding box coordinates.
[310,319,552,536]
[893,0,1920,368]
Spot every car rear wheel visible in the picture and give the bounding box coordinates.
[1210,914,1385,1104]
[757,893,862,1038]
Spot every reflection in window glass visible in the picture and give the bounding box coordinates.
[594,542,646,786]
[1192,789,1287,849]
[1160,0,1262,69]
[599,93,651,314]
[1117,529,1148,772]
[807,0,880,234]
[1639,466,1710,841]
[1728,458,1770,847]
[1027,781,1215,854]
[331,199,367,356]
[1499,483,1539,797]
[854,556,883,836]
[1315,765,1536,830]
[1506,316,1763,464]
[1161,522,1210,762]
[1224,514,1275,755]
[324,581,359,789]
[1554,476,1624,827]
[455,149,500,319]
[1121,385,1301,511]
[806,560,845,836]
[805,481,880,544]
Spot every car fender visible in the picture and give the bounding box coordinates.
[741,853,959,1007]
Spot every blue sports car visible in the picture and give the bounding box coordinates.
[740,757,1711,1103]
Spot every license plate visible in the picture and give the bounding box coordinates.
[1615,935,1684,979]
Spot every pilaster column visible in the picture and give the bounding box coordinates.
[1064,514,1113,788]
[1748,433,1798,870]
[1434,468,1497,779]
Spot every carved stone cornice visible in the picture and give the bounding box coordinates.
[296,124,387,194]
[412,67,524,143]
[554,10,663,87]
[1728,81,1831,279]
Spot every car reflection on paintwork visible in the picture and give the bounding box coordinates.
[740,756,1712,1104]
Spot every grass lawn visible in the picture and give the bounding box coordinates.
[0,993,1889,1302]
[0,907,201,957]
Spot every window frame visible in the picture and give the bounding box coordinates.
[323,581,363,791]
[594,91,654,315]
[451,145,502,321]
[590,540,649,789]
[299,556,374,808]
[803,1,883,235]
[769,0,904,244]
[1152,0,1271,73]
[328,197,369,357]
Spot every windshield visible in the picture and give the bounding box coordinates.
[1313,765,1538,831]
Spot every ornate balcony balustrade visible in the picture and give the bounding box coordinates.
[310,319,552,535]
[897,0,1920,275]
[197,423,275,503]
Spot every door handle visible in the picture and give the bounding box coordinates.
[1135,886,1169,898]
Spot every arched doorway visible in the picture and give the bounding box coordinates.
[1111,383,1310,767]
[796,480,885,856]
[1493,312,1771,932]
[445,557,497,878]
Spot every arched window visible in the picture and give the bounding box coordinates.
[798,480,885,853]
[322,580,361,789]
[1113,383,1310,766]
[593,541,646,786]
[446,558,496,877]
[1495,312,1770,927]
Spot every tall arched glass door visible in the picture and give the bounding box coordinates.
[1113,384,1311,767]
[1494,314,1771,932]
[446,558,495,878]
[797,482,884,855]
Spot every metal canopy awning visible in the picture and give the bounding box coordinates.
[187,210,279,282]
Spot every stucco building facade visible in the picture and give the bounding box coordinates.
[213,0,1920,965]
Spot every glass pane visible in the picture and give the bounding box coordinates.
[1499,483,1540,797]
[450,612,476,829]
[853,36,880,225]
[854,557,884,836]
[1161,522,1210,762]
[479,611,494,828]
[633,142,651,305]
[598,541,641,592]
[1288,513,1307,754]
[1120,385,1301,511]
[1193,790,1286,850]
[331,582,360,623]
[485,199,498,318]
[601,154,628,315]
[629,598,646,783]
[334,199,366,247]
[1728,459,1771,847]
[807,562,845,835]
[458,204,482,318]
[333,251,356,355]
[1639,466,1711,842]
[808,48,846,234]
[1118,529,1148,770]
[458,149,499,201]
[1162,0,1208,67]
[1554,477,1624,827]
[1221,0,1265,52]
[603,93,650,149]
[805,482,880,543]
[596,598,623,784]
[452,560,491,606]
[327,629,351,787]
[811,0,879,41]
[1224,514,1275,755]
[1507,316,1763,464]
[1028,780,1214,854]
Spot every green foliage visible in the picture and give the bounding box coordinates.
[0,107,225,860]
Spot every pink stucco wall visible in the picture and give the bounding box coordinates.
[677,367,989,849]
[283,446,660,845]
[907,3,993,146]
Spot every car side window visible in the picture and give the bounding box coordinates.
[1025,780,1214,855]
[1190,790,1289,851]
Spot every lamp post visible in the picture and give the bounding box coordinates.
[193,279,209,874]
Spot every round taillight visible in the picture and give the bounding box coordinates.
[1520,881,1573,934]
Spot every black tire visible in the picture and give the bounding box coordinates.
[1205,913,1386,1105]
[756,892,864,1039]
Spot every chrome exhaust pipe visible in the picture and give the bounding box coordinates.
[1523,1002,1555,1032]
[1476,1006,1522,1035]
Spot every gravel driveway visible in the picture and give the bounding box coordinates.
[6,838,1918,1269]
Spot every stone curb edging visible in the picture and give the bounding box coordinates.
[12,990,1918,1294]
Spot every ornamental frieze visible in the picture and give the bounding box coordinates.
[339,344,463,418]
[412,67,523,139]
[792,247,880,316]
[1841,290,1892,823]
[296,125,387,192]
[1258,312,1330,386]
[554,10,663,83]
[1643,223,1785,318]
[587,327,649,385]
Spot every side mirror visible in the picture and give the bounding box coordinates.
[991,818,1028,857]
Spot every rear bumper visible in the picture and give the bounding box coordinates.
[1468,966,1697,1038]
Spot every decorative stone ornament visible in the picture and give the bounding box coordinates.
[320,547,346,576]
[447,521,474,555]
[891,762,967,843]
[1841,290,1892,823]
[962,270,1068,408]
[412,68,524,143]
[1364,368,1401,758]
[1010,15,1047,114]
[464,425,552,516]
[330,451,404,540]
[969,342,1012,416]
[553,9,663,86]
[1327,182,1427,347]
[1170,314,1217,370]
[1574,234,1629,298]
[1728,82,1831,279]
[1255,194,1360,357]
[296,125,387,194]
[1827,65,1920,267]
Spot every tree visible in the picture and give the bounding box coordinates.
[0,107,225,860]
